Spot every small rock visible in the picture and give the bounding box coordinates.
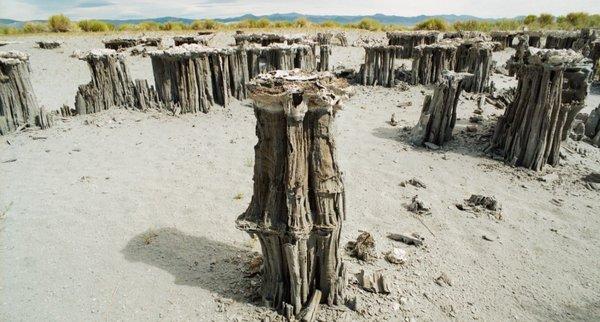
[435,273,452,287]
[406,195,430,214]
[538,173,559,183]
[346,232,376,261]
[399,178,427,188]
[469,115,483,123]
[390,113,398,126]
[424,142,440,150]
[385,248,407,264]
[466,125,478,132]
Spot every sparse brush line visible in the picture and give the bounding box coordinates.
[1,12,600,35]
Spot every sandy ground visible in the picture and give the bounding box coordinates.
[1,31,600,321]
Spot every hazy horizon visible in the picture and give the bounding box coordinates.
[1,0,599,21]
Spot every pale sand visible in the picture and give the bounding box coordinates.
[1,31,599,321]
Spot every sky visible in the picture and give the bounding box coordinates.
[1,0,599,21]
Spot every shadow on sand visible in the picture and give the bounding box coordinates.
[122,227,259,302]
[372,120,494,160]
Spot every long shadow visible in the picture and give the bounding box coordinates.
[372,119,495,159]
[122,227,259,302]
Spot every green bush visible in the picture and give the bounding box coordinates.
[234,19,273,28]
[190,19,221,30]
[160,21,187,31]
[565,12,588,28]
[48,14,72,32]
[319,20,341,28]
[0,26,22,35]
[414,18,450,31]
[355,18,382,31]
[273,21,294,28]
[294,17,310,28]
[453,20,492,31]
[537,14,554,27]
[118,24,139,31]
[493,19,522,30]
[23,22,48,33]
[523,15,537,25]
[137,21,160,31]
[78,20,112,32]
[255,18,272,28]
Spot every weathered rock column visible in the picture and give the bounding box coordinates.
[561,57,593,140]
[591,40,600,79]
[77,49,163,114]
[387,31,440,58]
[75,50,136,115]
[585,105,600,146]
[318,45,331,72]
[103,38,141,51]
[150,46,220,113]
[490,31,518,49]
[411,43,458,86]
[507,35,529,77]
[545,31,579,49]
[455,41,493,93]
[361,45,402,87]
[490,50,582,170]
[237,70,352,319]
[527,32,542,48]
[0,51,40,135]
[411,71,472,146]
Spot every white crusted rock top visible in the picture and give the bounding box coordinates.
[75,49,122,61]
[247,69,352,114]
[0,51,30,65]
[527,48,590,67]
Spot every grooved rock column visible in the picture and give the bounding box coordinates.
[527,32,542,48]
[455,41,493,93]
[75,49,136,115]
[387,31,440,58]
[76,49,163,115]
[150,46,228,113]
[545,31,579,49]
[103,38,141,50]
[237,70,352,318]
[360,45,402,87]
[411,71,472,146]
[591,40,600,80]
[561,57,593,140]
[411,43,458,86]
[318,45,331,72]
[490,31,518,49]
[507,35,529,77]
[490,50,582,171]
[0,51,40,135]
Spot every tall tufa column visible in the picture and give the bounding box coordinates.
[490,50,586,171]
[0,51,40,135]
[237,70,352,319]
[411,71,472,146]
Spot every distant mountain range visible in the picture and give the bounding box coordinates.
[1,13,506,28]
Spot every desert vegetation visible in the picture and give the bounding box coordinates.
[2,12,600,35]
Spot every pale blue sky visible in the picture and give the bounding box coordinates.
[1,0,598,21]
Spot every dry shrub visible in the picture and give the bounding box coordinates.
[190,19,221,30]
[48,14,72,32]
[354,18,383,31]
[414,18,450,31]
[78,20,113,32]
[160,21,188,31]
[23,22,48,33]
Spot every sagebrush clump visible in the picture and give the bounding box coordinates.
[48,14,72,32]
